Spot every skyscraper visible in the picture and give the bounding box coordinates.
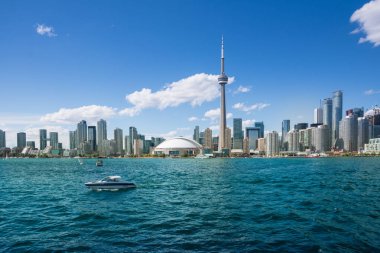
[77,120,87,146]
[50,132,59,149]
[218,37,228,151]
[314,107,323,124]
[266,131,279,157]
[69,130,77,150]
[340,115,358,152]
[357,117,369,152]
[233,118,243,149]
[97,119,107,147]
[322,98,332,148]
[254,121,264,138]
[332,90,343,147]
[88,126,97,152]
[128,127,138,155]
[193,126,200,144]
[39,129,47,150]
[17,132,26,148]
[246,127,260,151]
[0,129,5,148]
[225,127,232,150]
[281,119,290,148]
[114,128,123,155]
[204,128,212,149]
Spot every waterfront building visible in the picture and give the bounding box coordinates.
[88,126,97,152]
[254,121,264,138]
[69,130,77,150]
[243,138,249,154]
[17,132,26,148]
[26,141,35,149]
[0,129,5,148]
[245,127,260,151]
[97,119,107,147]
[314,125,329,153]
[358,117,369,152]
[133,139,144,156]
[153,137,202,156]
[50,132,59,149]
[204,128,212,149]
[193,126,200,144]
[114,128,123,155]
[218,37,229,151]
[266,131,279,157]
[322,98,332,148]
[288,130,299,152]
[225,127,232,150]
[127,127,138,155]
[314,107,323,124]
[281,120,290,150]
[332,91,343,148]
[77,120,87,146]
[257,138,266,154]
[339,115,358,152]
[364,138,380,154]
[39,129,47,150]
[365,107,380,139]
[233,118,243,149]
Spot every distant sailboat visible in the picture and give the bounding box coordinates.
[78,158,84,165]
[5,153,9,160]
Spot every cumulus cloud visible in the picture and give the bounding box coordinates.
[119,73,235,116]
[188,116,198,122]
[350,0,380,46]
[234,85,250,94]
[364,89,380,95]
[242,119,255,129]
[40,105,117,124]
[204,108,232,121]
[36,24,57,37]
[233,102,270,113]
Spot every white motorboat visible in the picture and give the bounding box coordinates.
[85,176,136,190]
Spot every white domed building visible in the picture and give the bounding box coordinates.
[153,137,202,156]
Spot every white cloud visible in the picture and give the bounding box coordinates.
[242,119,255,129]
[233,102,270,113]
[188,116,198,122]
[209,125,219,131]
[364,89,380,95]
[120,73,235,116]
[36,24,57,37]
[204,108,232,121]
[234,85,250,94]
[350,0,380,46]
[40,105,117,124]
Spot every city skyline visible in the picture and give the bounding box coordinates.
[1,0,380,148]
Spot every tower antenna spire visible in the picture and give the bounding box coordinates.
[221,36,225,74]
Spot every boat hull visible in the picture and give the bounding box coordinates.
[85,182,136,190]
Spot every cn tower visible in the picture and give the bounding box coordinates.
[218,37,228,152]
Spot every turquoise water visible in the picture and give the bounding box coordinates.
[0,157,379,252]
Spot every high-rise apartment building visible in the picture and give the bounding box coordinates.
[281,120,290,149]
[88,126,97,152]
[0,130,5,148]
[26,141,35,149]
[332,90,343,147]
[314,125,329,152]
[204,128,212,149]
[266,131,279,157]
[340,115,358,152]
[322,98,332,148]
[288,130,299,152]
[225,127,232,150]
[17,132,26,148]
[50,132,59,149]
[193,126,200,144]
[69,130,77,150]
[357,117,369,152]
[77,120,87,146]
[97,119,107,146]
[114,128,123,155]
[314,107,323,124]
[39,129,47,150]
[233,118,243,149]
[128,127,138,155]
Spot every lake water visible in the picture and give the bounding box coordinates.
[0,157,379,252]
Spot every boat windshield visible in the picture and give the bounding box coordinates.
[101,176,121,182]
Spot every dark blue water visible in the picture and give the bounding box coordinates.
[1,158,379,252]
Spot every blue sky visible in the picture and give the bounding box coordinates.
[1,0,380,148]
